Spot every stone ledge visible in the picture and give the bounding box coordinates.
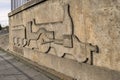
[0,48,73,80]
[8,0,47,17]
[3,48,120,80]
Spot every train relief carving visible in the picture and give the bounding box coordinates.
[12,25,27,54]
[12,4,99,63]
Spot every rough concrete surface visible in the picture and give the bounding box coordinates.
[0,33,9,50]
[0,50,61,80]
[8,0,120,80]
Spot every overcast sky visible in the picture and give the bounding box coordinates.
[0,0,11,26]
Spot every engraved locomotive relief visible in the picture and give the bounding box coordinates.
[12,3,99,63]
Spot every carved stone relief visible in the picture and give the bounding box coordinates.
[12,25,27,54]
[12,3,99,63]
[12,25,27,47]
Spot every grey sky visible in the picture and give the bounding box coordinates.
[0,0,11,26]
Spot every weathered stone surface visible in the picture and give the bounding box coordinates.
[23,48,120,80]
[0,50,60,80]
[0,34,9,50]
[9,0,98,64]
[9,0,120,79]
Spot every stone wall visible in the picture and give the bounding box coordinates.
[0,33,9,50]
[9,0,120,79]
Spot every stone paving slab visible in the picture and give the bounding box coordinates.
[0,51,60,80]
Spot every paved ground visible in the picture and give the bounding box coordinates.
[0,50,60,80]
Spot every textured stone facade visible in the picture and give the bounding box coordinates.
[0,34,9,50]
[9,0,120,79]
